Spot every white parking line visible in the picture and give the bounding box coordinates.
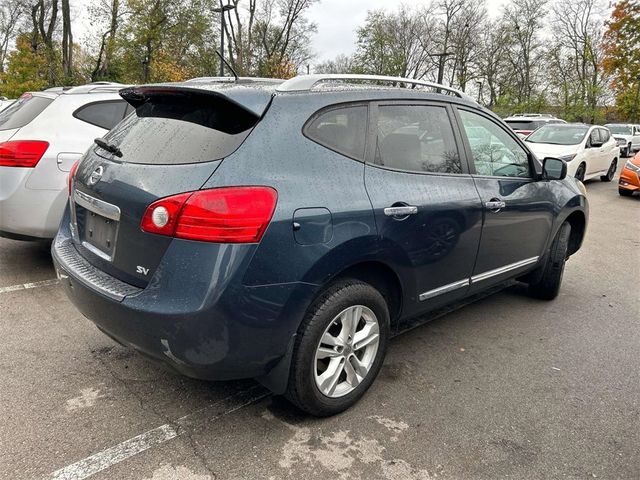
[48,386,269,480]
[0,278,58,294]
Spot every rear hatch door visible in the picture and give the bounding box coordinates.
[70,85,272,287]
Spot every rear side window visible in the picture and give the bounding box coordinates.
[0,94,53,131]
[374,104,462,174]
[74,101,128,130]
[102,94,259,165]
[305,105,368,161]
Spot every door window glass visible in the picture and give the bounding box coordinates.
[599,128,610,143]
[73,101,127,130]
[459,110,531,178]
[375,105,462,173]
[305,105,368,161]
[588,128,601,146]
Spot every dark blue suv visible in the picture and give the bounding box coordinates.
[53,75,588,416]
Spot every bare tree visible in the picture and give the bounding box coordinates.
[447,0,486,91]
[90,0,123,80]
[221,0,318,76]
[475,19,510,107]
[502,0,548,105]
[549,0,608,122]
[0,0,27,73]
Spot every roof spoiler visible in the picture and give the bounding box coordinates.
[119,85,273,118]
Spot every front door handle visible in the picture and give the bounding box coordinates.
[384,206,418,217]
[484,199,506,212]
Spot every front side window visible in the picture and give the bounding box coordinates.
[374,104,462,174]
[599,128,610,143]
[588,128,601,146]
[459,110,531,178]
[305,105,368,161]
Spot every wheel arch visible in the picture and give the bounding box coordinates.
[329,261,404,328]
[563,210,587,256]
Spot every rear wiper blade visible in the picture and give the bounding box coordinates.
[94,138,123,158]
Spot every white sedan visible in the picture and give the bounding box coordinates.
[525,124,619,182]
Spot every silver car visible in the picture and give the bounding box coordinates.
[0,82,131,240]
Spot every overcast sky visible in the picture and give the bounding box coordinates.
[306,0,507,63]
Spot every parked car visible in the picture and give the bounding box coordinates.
[618,151,640,196]
[0,82,131,240]
[525,123,619,182]
[504,113,566,139]
[52,74,588,416]
[604,123,640,158]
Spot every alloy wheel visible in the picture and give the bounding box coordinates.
[314,305,380,398]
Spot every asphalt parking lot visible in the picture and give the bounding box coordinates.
[1,168,638,480]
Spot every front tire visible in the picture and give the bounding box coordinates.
[601,159,617,182]
[286,279,390,417]
[627,143,632,157]
[528,222,571,300]
[574,163,586,182]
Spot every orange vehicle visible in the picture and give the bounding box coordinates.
[619,151,640,196]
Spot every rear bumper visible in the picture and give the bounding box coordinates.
[52,217,316,381]
[0,166,67,239]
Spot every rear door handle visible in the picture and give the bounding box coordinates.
[484,199,506,212]
[384,206,418,217]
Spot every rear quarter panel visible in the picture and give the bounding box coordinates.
[201,94,379,289]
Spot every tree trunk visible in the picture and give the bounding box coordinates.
[62,0,73,78]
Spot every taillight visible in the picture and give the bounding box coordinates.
[0,140,49,167]
[68,160,80,196]
[141,186,278,243]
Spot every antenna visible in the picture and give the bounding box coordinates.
[215,50,238,82]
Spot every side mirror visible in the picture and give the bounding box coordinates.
[542,157,567,180]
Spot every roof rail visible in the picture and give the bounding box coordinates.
[63,82,129,95]
[184,76,284,84]
[276,74,476,102]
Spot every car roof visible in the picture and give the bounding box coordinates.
[125,74,484,119]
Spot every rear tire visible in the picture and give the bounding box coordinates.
[286,279,390,417]
[619,187,633,197]
[574,163,586,182]
[601,159,617,182]
[528,222,571,300]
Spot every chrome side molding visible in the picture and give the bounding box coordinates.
[419,279,470,301]
[419,256,540,301]
[470,256,539,283]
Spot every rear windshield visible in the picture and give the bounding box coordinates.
[505,120,542,131]
[526,125,589,145]
[101,94,259,165]
[0,94,53,131]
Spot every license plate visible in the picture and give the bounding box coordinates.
[82,210,118,259]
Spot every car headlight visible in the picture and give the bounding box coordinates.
[576,180,587,195]
[557,154,577,162]
[615,137,626,146]
[625,160,640,172]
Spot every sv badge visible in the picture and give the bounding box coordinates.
[136,266,149,276]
